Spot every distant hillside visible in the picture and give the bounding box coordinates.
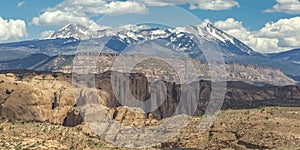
[266,48,300,64]
[0,54,296,86]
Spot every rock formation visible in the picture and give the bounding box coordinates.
[0,71,300,126]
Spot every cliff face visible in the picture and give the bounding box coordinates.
[0,73,75,124]
[92,72,300,120]
[1,71,300,126]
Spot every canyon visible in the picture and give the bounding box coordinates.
[1,70,300,126]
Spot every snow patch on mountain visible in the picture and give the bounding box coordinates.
[44,23,258,56]
[49,24,98,40]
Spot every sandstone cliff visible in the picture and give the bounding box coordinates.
[1,71,300,126]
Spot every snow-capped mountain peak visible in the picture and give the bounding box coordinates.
[204,23,234,43]
[46,23,258,56]
[49,23,96,40]
[190,23,258,56]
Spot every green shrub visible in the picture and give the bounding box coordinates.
[6,89,14,95]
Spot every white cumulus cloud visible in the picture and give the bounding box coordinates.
[190,0,240,10]
[31,0,147,29]
[0,17,27,42]
[32,10,91,27]
[264,0,300,14]
[31,10,108,31]
[212,17,300,53]
[31,0,239,29]
[139,0,239,10]
[50,0,148,16]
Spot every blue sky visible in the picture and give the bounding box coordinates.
[0,0,300,53]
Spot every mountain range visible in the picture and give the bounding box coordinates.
[0,23,300,84]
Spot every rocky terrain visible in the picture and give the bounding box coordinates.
[163,107,300,149]
[1,71,300,149]
[1,71,300,123]
[1,107,300,149]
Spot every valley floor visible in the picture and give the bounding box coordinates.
[1,107,300,149]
